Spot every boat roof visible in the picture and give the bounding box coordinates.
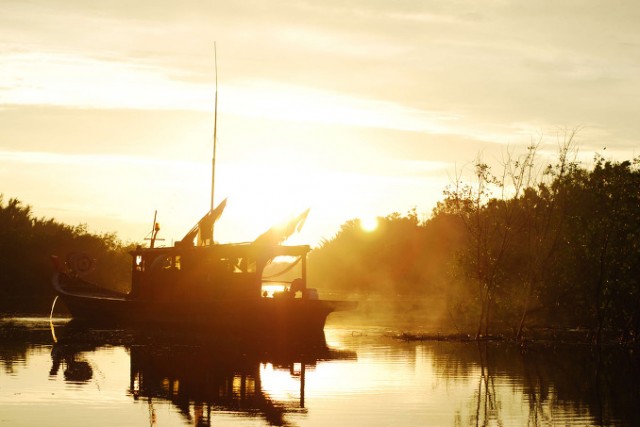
[130,242,311,258]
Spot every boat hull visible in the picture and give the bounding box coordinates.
[53,272,356,339]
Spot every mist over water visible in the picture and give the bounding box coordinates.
[326,294,450,333]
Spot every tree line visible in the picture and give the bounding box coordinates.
[309,142,640,344]
[2,141,639,344]
[0,196,134,313]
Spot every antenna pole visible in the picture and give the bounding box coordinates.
[144,210,164,247]
[211,42,218,212]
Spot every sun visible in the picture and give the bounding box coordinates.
[359,216,379,233]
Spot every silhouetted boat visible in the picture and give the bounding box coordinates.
[50,52,356,337]
[50,229,356,338]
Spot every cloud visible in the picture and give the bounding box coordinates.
[1,0,639,244]
[0,149,188,168]
[3,0,639,148]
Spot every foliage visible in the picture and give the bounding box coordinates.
[309,209,463,297]
[0,196,136,313]
[545,156,640,343]
[433,146,640,342]
[309,144,640,344]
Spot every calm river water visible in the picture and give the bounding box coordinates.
[1,317,639,426]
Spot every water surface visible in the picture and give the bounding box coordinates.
[1,318,638,426]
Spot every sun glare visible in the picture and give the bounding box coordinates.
[359,216,379,233]
[211,148,369,243]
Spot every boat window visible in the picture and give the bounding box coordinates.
[135,255,144,272]
[220,257,256,273]
[246,259,256,273]
[158,255,181,272]
[220,258,240,273]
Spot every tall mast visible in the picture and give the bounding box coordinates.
[211,42,218,213]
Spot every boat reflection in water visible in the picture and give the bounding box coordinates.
[48,324,356,426]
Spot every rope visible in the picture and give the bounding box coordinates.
[262,256,302,279]
[49,296,58,343]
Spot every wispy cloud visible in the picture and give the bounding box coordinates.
[0,52,208,110]
[0,51,461,135]
[3,0,639,147]
[0,149,196,169]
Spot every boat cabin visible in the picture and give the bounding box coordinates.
[128,243,310,302]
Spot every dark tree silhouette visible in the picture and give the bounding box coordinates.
[0,195,136,313]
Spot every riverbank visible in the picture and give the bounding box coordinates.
[394,327,640,348]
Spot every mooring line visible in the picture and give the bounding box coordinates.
[49,295,58,343]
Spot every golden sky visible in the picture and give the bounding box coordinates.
[1,1,639,245]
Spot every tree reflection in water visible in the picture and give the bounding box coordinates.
[433,341,640,427]
[473,343,502,426]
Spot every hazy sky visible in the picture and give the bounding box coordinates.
[1,1,639,245]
